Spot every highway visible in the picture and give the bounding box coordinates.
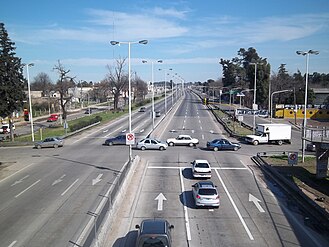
[0,90,328,247]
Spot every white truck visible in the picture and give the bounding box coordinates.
[245,123,291,145]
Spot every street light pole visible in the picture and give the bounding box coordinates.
[270,89,293,123]
[249,62,262,134]
[110,39,148,161]
[25,63,35,141]
[296,50,319,162]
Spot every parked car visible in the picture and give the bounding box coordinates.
[104,135,126,146]
[136,138,167,151]
[47,114,60,122]
[0,123,15,134]
[306,142,316,152]
[34,137,64,149]
[166,134,199,147]
[206,138,241,151]
[135,219,174,247]
[84,108,92,114]
[139,107,146,112]
[155,111,161,117]
[192,181,220,208]
[191,159,211,178]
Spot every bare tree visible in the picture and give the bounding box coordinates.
[31,72,53,96]
[53,60,75,120]
[132,75,148,103]
[103,58,128,110]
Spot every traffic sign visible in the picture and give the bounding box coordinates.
[288,152,298,166]
[126,133,135,145]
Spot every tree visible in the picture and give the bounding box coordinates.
[31,72,53,96]
[0,22,26,140]
[103,58,128,110]
[53,60,75,120]
[132,75,148,103]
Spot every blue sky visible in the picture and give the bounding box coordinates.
[1,0,329,84]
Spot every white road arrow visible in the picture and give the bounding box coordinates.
[155,193,167,211]
[92,174,103,186]
[52,174,66,186]
[140,129,144,133]
[11,175,29,186]
[249,193,265,213]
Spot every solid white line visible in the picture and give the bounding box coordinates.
[179,168,192,241]
[214,169,254,240]
[61,179,79,196]
[0,163,34,184]
[8,240,17,247]
[15,180,40,198]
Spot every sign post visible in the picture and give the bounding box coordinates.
[288,152,298,166]
[126,133,135,145]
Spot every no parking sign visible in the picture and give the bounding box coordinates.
[288,152,298,166]
[126,133,135,145]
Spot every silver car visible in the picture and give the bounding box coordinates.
[136,138,167,151]
[192,181,220,208]
[34,137,64,149]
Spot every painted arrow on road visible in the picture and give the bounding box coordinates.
[155,193,167,211]
[249,193,265,213]
[11,175,29,186]
[92,174,103,186]
[52,174,66,186]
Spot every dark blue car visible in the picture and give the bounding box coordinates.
[104,135,126,146]
[206,138,241,151]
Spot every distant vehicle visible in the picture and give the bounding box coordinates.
[135,219,174,247]
[47,114,60,122]
[136,138,167,151]
[155,111,161,117]
[84,108,92,114]
[245,123,291,145]
[306,142,316,152]
[192,181,220,208]
[34,137,64,149]
[191,159,211,178]
[206,138,241,151]
[139,107,146,112]
[166,134,199,147]
[0,123,15,134]
[104,135,126,146]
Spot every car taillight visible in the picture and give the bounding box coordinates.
[196,195,201,199]
[216,195,219,199]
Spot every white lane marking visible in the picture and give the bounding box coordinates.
[11,175,30,187]
[240,160,253,175]
[155,193,167,211]
[15,180,40,198]
[214,169,254,240]
[92,174,103,186]
[61,179,79,196]
[0,163,34,184]
[52,174,66,186]
[199,120,201,124]
[148,166,248,170]
[179,167,192,241]
[249,194,265,213]
[8,241,17,247]
[202,134,204,140]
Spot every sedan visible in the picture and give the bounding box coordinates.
[206,138,241,151]
[192,181,220,208]
[34,137,64,149]
[136,138,167,151]
[104,135,126,146]
[166,135,199,147]
[191,159,211,178]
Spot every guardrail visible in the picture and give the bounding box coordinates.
[252,153,329,234]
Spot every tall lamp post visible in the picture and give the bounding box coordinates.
[25,63,35,141]
[159,68,172,114]
[270,89,293,123]
[110,39,148,160]
[296,49,319,162]
[249,62,263,134]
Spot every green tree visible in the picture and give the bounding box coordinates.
[0,23,26,139]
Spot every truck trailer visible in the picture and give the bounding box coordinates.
[245,123,292,145]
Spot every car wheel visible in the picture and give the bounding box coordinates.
[233,146,238,151]
[214,147,219,151]
[277,140,283,146]
[108,142,113,146]
[253,140,259,145]
[37,145,42,149]
[54,144,58,148]
[169,142,174,146]
[189,143,194,147]
[141,146,146,151]
[159,146,165,151]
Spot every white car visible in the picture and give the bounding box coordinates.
[191,159,211,178]
[0,123,15,134]
[166,134,199,147]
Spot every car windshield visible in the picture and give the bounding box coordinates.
[195,163,209,168]
[198,188,217,195]
[138,236,169,247]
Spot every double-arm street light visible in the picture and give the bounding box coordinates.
[142,59,162,129]
[24,63,35,141]
[110,39,148,160]
[249,62,263,134]
[296,49,319,162]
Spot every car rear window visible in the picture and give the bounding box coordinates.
[195,163,209,168]
[198,188,217,195]
[138,236,169,247]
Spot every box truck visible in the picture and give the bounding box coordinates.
[245,123,291,145]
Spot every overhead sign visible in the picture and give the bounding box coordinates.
[126,133,135,145]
